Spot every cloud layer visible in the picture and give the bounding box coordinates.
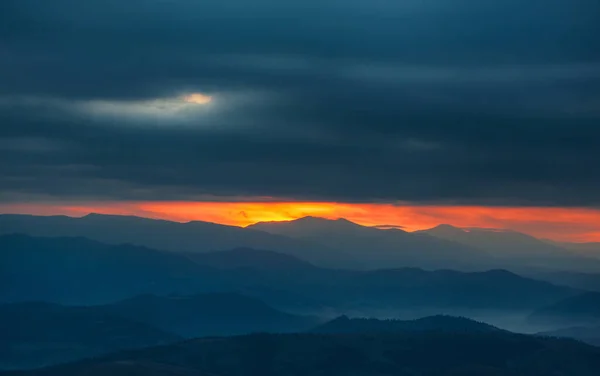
[1,0,600,205]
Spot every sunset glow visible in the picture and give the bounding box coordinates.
[183,93,213,105]
[3,202,600,243]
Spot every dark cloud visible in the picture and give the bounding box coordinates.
[1,0,600,206]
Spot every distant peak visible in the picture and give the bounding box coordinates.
[82,213,126,219]
[297,216,343,222]
[253,216,358,227]
[371,224,406,230]
[465,227,515,234]
[482,269,519,278]
[250,216,363,228]
[81,213,161,222]
[434,224,462,230]
[424,224,466,234]
[296,216,360,226]
[83,212,113,217]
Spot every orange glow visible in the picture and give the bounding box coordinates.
[182,93,212,105]
[2,202,600,242]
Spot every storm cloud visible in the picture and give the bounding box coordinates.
[1,0,600,205]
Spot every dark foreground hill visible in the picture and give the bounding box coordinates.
[311,315,502,334]
[0,302,180,370]
[0,294,317,370]
[6,331,600,376]
[102,293,319,337]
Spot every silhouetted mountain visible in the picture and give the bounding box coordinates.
[539,325,600,347]
[185,247,317,272]
[220,266,579,315]
[329,268,578,311]
[311,315,501,334]
[2,234,578,314]
[5,214,595,272]
[185,248,579,312]
[2,232,582,328]
[250,216,494,270]
[206,264,579,315]
[528,292,600,327]
[0,234,221,304]
[101,293,319,337]
[422,225,552,258]
[0,302,179,370]
[524,270,600,292]
[0,233,327,310]
[251,216,365,237]
[555,241,600,259]
[8,331,600,376]
[0,214,333,266]
[421,224,600,272]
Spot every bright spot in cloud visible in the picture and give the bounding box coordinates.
[71,92,216,122]
[183,93,213,105]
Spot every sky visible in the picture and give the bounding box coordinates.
[1,1,600,242]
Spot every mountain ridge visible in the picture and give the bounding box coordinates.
[1,234,579,311]
[0,301,181,370]
[7,330,600,376]
[5,213,599,272]
[311,314,502,334]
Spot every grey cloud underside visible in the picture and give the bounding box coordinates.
[1,0,600,204]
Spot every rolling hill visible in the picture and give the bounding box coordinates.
[528,292,600,327]
[0,234,220,304]
[0,302,180,370]
[249,216,494,270]
[0,294,319,369]
[0,214,332,266]
[311,315,502,334]
[6,330,600,376]
[1,234,578,313]
[420,224,600,272]
[184,247,317,272]
[101,293,319,337]
[538,325,600,347]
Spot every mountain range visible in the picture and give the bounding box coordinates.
[3,213,600,272]
[0,234,579,314]
[249,217,492,270]
[2,213,600,372]
[0,233,219,304]
[100,293,318,337]
[418,224,600,271]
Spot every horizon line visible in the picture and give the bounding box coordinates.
[1,209,597,244]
